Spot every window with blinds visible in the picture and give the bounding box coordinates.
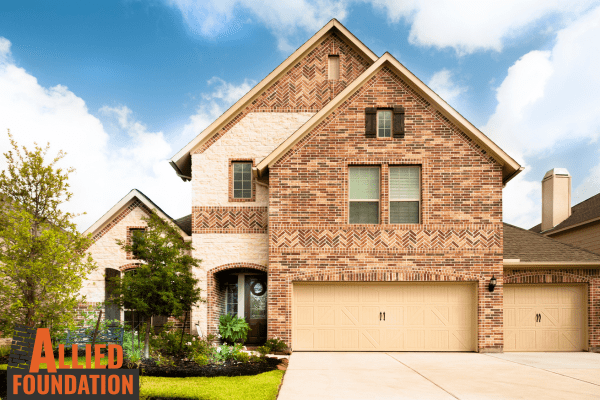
[389,166,420,223]
[349,166,379,224]
[233,162,252,199]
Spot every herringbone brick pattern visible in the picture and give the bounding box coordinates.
[270,227,501,251]
[192,206,268,233]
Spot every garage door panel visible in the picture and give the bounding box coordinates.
[504,285,586,352]
[293,283,476,351]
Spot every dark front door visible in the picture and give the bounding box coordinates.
[245,275,267,344]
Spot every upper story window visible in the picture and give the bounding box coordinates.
[378,110,392,138]
[389,166,420,224]
[130,228,146,259]
[349,166,379,224]
[328,55,340,80]
[233,162,252,199]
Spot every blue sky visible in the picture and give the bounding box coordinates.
[1,0,599,231]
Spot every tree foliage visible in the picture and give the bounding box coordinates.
[0,130,95,335]
[109,211,202,357]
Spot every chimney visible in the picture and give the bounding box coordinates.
[541,168,571,231]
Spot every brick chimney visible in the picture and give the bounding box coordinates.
[541,168,571,231]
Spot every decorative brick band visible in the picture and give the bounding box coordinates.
[504,269,598,284]
[270,227,501,251]
[289,267,481,283]
[91,199,151,243]
[119,263,141,272]
[192,206,268,233]
[206,263,268,337]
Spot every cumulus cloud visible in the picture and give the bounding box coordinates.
[427,69,466,104]
[0,37,191,231]
[481,6,600,227]
[166,0,347,51]
[181,76,254,140]
[166,0,599,54]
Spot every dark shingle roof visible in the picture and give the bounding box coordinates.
[530,192,600,234]
[504,223,600,263]
[175,214,192,236]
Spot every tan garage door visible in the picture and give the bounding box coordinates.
[504,285,587,352]
[292,282,477,351]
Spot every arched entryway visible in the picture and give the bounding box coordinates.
[208,263,268,344]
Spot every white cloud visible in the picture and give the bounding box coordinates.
[427,69,466,104]
[166,0,347,51]
[181,76,254,140]
[502,168,541,229]
[0,37,191,231]
[481,6,600,226]
[574,157,600,204]
[166,0,599,54]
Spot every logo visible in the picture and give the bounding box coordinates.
[7,325,138,399]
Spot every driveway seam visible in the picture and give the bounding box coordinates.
[385,353,460,399]
[483,354,600,388]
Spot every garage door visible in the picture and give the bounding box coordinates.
[292,282,477,351]
[504,285,587,351]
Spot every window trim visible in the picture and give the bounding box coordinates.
[126,227,146,260]
[348,165,380,224]
[377,109,393,138]
[229,159,256,202]
[389,165,421,224]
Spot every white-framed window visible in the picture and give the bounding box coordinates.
[389,166,421,224]
[377,110,392,138]
[349,166,380,224]
[233,162,252,199]
[328,55,340,80]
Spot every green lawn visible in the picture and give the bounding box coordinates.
[140,370,284,400]
[0,362,284,400]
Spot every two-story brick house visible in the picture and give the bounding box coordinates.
[83,19,600,353]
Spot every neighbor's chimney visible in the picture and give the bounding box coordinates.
[541,168,571,231]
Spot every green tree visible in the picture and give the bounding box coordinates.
[110,211,202,358]
[0,130,95,335]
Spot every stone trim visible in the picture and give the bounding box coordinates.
[192,206,268,233]
[206,263,268,337]
[228,158,256,203]
[91,199,151,243]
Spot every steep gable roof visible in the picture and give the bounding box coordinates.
[530,192,600,235]
[504,223,600,264]
[256,53,522,185]
[84,189,190,239]
[170,19,379,181]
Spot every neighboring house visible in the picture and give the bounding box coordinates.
[530,168,600,254]
[82,19,600,352]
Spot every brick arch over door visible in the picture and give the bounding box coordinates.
[207,263,268,336]
[268,267,495,347]
[505,269,600,351]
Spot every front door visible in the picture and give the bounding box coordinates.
[245,275,267,344]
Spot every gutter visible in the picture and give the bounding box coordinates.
[502,166,525,187]
[169,161,192,182]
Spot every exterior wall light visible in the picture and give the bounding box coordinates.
[488,276,497,292]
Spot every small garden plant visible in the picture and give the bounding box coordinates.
[218,314,250,344]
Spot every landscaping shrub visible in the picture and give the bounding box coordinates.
[0,346,9,358]
[256,345,270,357]
[264,337,288,353]
[235,352,250,363]
[210,343,243,364]
[218,314,250,344]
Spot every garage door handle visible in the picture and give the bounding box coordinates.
[383,312,385,321]
[380,312,382,321]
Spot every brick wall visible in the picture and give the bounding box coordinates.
[505,268,600,352]
[268,66,504,351]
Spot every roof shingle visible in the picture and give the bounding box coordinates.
[530,192,600,234]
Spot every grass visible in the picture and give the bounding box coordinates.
[139,370,284,400]
[0,363,284,400]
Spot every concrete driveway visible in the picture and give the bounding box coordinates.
[277,352,600,400]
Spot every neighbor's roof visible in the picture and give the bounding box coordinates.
[530,192,600,235]
[504,223,600,264]
[175,214,192,236]
[256,52,522,184]
[169,19,379,181]
[84,189,190,238]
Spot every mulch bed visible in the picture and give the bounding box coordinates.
[126,356,282,378]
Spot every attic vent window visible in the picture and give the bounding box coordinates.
[328,55,340,80]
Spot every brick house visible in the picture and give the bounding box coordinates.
[83,19,600,352]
